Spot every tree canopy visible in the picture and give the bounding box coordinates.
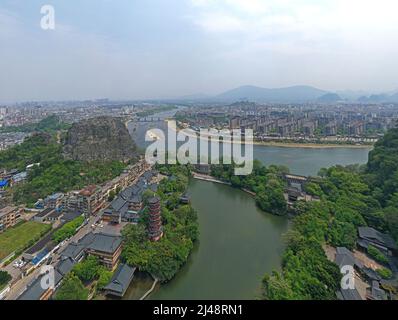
[122,165,199,282]
[0,133,126,207]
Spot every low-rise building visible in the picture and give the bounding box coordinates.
[104,263,136,297]
[11,171,27,185]
[357,227,398,257]
[334,247,364,301]
[78,185,105,217]
[0,206,22,231]
[44,193,64,210]
[32,208,54,223]
[85,233,122,270]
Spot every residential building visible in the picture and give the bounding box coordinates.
[325,122,337,136]
[44,193,64,210]
[0,206,21,231]
[78,185,105,217]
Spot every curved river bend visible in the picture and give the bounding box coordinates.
[124,114,371,299]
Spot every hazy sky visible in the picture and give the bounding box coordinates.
[1,0,398,102]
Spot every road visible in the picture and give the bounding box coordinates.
[5,268,41,300]
[4,214,102,300]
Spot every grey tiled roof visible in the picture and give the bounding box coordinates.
[60,243,85,261]
[335,247,364,269]
[86,233,122,254]
[61,211,82,222]
[358,227,397,250]
[111,197,127,211]
[338,288,363,300]
[104,263,136,296]
[55,257,75,276]
[18,269,64,300]
[18,276,46,300]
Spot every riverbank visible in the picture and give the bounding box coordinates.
[146,178,289,299]
[128,118,374,150]
[192,173,257,197]
[169,124,374,149]
[252,140,373,149]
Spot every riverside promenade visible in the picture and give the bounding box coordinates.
[192,173,257,197]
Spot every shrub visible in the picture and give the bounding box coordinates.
[53,216,84,243]
[0,271,11,288]
[55,273,88,300]
[367,245,389,264]
[376,268,393,279]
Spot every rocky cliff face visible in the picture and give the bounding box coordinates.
[63,116,138,162]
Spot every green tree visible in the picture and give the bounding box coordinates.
[368,245,389,264]
[97,267,113,290]
[256,187,287,216]
[0,271,11,288]
[53,216,84,243]
[376,268,393,279]
[55,273,89,300]
[262,272,296,300]
[72,256,100,283]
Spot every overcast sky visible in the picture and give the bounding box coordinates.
[1,0,398,102]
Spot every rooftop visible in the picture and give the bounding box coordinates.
[338,288,363,301]
[334,247,364,270]
[61,211,82,222]
[60,243,86,261]
[45,193,64,201]
[358,227,397,250]
[104,263,136,296]
[35,208,54,218]
[55,257,76,277]
[0,206,17,218]
[86,233,122,254]
[148,196,161,204]
[79,185,98,196]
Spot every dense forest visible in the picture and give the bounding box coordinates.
[262,127,398,300]
[122,165,199,282]
[0,133,126,206]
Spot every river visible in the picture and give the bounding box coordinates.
[123,111,371,300]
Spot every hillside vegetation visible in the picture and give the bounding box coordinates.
[262,127,398,300]
[0,115,70,134]
[0,127,130,206]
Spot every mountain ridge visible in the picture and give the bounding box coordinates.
[214,85,328,103]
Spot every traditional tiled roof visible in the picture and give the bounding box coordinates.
[358,227,397,250]
[104,263,136,296]
[86,233,122,254]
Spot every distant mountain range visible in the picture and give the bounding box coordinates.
[174,85,398,103]
[215,85,331,103]
[177,85,342,103]
[358,92,398,103]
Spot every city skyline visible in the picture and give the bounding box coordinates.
[1,0,398,102]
